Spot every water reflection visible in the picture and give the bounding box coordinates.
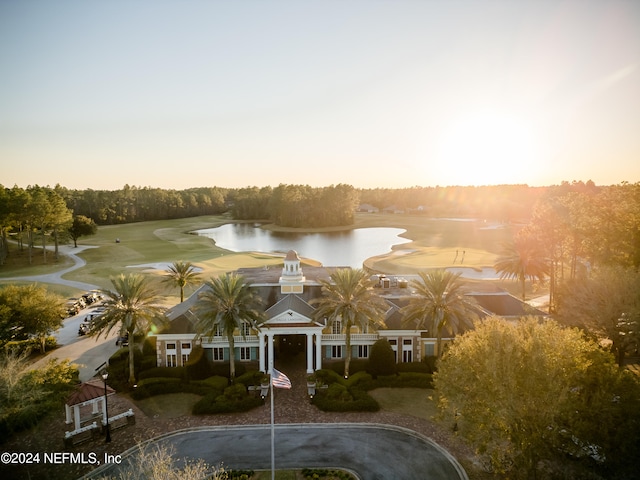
[195,224,411,268]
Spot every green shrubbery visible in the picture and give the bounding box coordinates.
[113,347,263,414]
[129,379,214,400]
[311,367,433,412]
[396,360,434,374]
[138,366,187,381]
[324,359,368,376]
[0,356,78,440]
[368,338,396,377]
[190,375,229,391]
[302,468,356,479]
[2,336,58,356]
[192,383,263,414]
[234,370,265,387]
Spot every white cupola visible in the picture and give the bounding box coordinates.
[279,250,305,293]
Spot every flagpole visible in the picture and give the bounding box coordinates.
[270,365,275,480]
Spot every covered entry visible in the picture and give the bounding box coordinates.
[259,327,324,374]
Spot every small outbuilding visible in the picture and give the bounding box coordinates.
[63,379,134,447]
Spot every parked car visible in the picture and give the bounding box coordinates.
[116,333,129,347]
[78,321,91,336]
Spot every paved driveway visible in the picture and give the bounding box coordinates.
[86,423,468,480]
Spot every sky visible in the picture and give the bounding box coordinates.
[1,0,639,190]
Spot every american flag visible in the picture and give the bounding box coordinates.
[271,368,292,389]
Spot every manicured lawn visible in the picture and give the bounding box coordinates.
[369,388,440,421]
[134,392,203,418]
[0,246,75,276]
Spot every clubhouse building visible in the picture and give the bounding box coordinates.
[155,250,543,373]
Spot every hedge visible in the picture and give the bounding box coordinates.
[138,366,187,381]
[190,375,229,391]
[192,385,264,415]
[396,361,434,374]
[324,359,368,376]
[312,386,379,412]
[359,372,434,390]
[234,370,265,387]
[136,377,182,388]
[129,380,214,400]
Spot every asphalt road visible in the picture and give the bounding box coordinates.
[85,424,468,480]
[29,304,119,381]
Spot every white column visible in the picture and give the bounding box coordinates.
[315,332,322,371]
[65,404,72,425]
[74,405,81,430]
[91,399,100,414]
[259,334,266,373]
[306,333,314,374]
[267,332,275,372]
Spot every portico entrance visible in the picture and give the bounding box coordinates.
[259,327,324,374]
[276,334,306,357]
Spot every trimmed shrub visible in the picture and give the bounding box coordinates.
[234,370,264,387]
[185,345,214,380]
[108,347,130,363]
[302,469,356,480]
[325,383,352,402]
[191,375,229,391]
[210,362,247,379]
[422,355,438,373]
[136,377,181,388]
[130,381,214,400]
[342,371,372,388]
[141,336,156,355]
[140,356,157,372]
[138,366,186,381]
[396,361,433,374]
[325,359,368,376]
[312,386,379,412]
[315,368,343,386]
[363,372,433,389]
[191,386,263,415]
[106,347,144,391]
[368,338,396,377]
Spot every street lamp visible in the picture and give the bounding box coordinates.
[101,370,111,443]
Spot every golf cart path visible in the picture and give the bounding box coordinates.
[1,244,100,291]
[2,244,119,381]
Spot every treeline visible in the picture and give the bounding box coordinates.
[230,184,359,227]
[0,185,73,265]
[58,184,228,224]
[3,181,632,264]
[55,183,560,226]
[507,181,640,315]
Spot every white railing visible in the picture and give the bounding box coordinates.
[321,334,379,342]
[65,422,98,439]
[205,335,259,344]
[102,408,134,426]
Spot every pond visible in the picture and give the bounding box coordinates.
[194,224,411,268]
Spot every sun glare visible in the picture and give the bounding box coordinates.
[434,111,538,186]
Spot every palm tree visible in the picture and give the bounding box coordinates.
[194,273,266,381]
[401,269,477,359]
[312,268,388,378]
[92,274,166,386]
[164,260,201,302]
[494,233,549,302]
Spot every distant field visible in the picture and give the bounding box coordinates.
[1,213,522,300]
